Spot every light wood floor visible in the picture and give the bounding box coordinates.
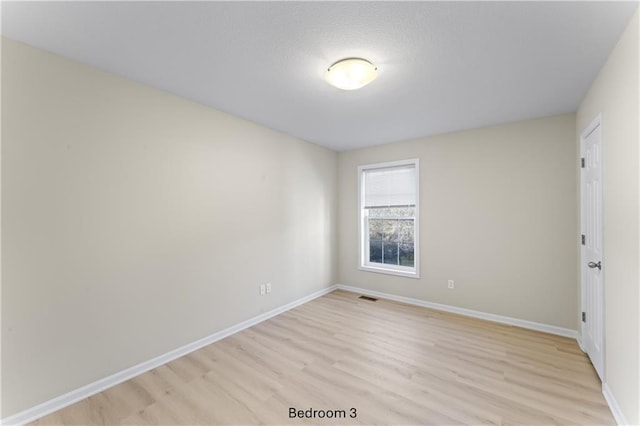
[32,290,614,425]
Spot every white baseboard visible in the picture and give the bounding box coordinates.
[1,284,595,425]
[335,284,578,339]
[576,334,586,352]
[1,285,337,426]
[336,285,634,424]
[602,382,630,426]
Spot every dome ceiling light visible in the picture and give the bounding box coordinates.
[325,58,378,90]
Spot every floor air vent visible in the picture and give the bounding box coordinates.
[359,295,378,302]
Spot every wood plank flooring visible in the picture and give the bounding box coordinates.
[31,290,614,425]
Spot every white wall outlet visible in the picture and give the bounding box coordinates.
[448,280,454,289]
[266,282,272,294]
[259,284,266,295]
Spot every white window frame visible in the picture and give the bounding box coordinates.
[358,159,420,279]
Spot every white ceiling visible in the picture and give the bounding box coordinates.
[2,1,638,151]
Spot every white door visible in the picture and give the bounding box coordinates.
[581,116,604,381]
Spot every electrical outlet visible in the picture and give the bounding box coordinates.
[266,282,272,294]
[448,280,454,289]
[259,284,266,295]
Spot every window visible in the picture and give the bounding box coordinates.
[358,159,419,278]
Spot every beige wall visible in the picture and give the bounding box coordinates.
[1,38,337,416]
[338,114,578,329]
[577,9,639,424]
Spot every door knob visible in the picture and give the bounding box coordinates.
[587,261,601,270]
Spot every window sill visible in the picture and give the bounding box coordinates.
[358,265,420,279]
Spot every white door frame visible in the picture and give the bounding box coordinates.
[579,113,605,381]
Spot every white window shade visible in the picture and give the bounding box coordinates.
[364,165,416,208]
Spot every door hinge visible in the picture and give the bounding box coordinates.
[581,158,585,168]
[582,312,586,322]
[581,234,585,245]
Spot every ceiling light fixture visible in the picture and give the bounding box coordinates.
[325,58,378,91]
